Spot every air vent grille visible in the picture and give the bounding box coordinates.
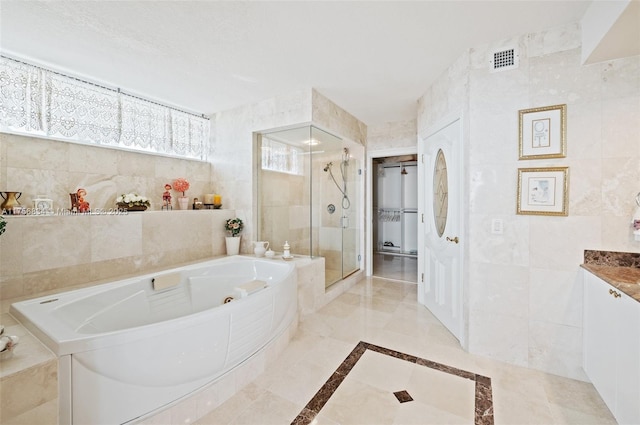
[489,47,519,72]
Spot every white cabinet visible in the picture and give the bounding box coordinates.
[583,270,640,425]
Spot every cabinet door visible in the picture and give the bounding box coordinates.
[583,272,617,413]
[615,291,640,425]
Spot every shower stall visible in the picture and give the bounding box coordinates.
[257,125,361,288]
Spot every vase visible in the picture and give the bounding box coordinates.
[177,196,189,210]
[1,192,22,214]
[225,236,241,256]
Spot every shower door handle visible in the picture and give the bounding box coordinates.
[341,216,349,229]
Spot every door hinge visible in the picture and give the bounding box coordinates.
[421,154,424,163]
[421,273,424,282]
[358,168,362,175]
[421,213,424,223]
[358,254,361,262]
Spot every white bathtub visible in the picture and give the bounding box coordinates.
[10,256,297,425]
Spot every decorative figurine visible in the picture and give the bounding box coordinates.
[69,192,79,212]
[162,183,172,210]
[77,188,90,213]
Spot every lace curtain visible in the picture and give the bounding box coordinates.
[0,57,209,160]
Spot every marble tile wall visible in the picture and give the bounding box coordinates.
[311,89,367,146]
[417,22,640,380]
[0,358,57,424]
[0,133,214,213]
[212,88,366,255]
[259,170,308,254]
[0,210,235,302]
[211,89,313,254]
[0,131,242,302]
[367,119,417,152]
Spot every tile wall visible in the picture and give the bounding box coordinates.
[0,133,236,302]
[211,88,366,255]
[417,22,640,380]
[0,133,213,213]
[367,119,417,152]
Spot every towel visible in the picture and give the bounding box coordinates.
[152,272,181,291]
[234,280,267,298]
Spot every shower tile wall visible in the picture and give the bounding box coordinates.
[260,169,309,255]
[417,21,640,380]
[211,88,365,255]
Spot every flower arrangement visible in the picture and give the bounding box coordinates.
[225,218,243,237]
[173,178,190,197]
[116,193,151,210]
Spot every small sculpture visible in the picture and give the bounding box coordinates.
[162,183,172,210]
[77,188,90,213]
[69,192,79,212]
[0,325,19,360]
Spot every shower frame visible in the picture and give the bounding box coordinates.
[255,124,363,288]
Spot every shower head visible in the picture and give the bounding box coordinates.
[323,162,332,172]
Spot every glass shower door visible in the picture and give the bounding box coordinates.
[341,154,360,279]
[313,126,361,287]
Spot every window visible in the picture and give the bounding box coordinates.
[0,56,210,160]
[261,137,303,175]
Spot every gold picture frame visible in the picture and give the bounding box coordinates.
[517,167,569,216]
[518,104,566,160]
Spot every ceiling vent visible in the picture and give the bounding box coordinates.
[489,47,519,72]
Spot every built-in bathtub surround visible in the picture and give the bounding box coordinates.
[0,314,57,424]
[291,341,494,425]
[10,256,298,424]
[418,21,640,380]
[0,210,235,302]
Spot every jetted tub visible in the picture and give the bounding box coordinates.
[10,256,297,424]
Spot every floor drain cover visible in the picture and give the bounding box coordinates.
[393,390,413,403]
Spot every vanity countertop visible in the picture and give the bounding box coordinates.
[582,250,640,303]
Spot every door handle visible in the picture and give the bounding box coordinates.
[446,236,459,244]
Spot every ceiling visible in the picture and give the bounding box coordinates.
[0,1,594,125]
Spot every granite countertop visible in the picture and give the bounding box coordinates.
[582,250,640,303]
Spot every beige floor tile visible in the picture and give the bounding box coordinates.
[196,276,616,425]
[393,400,470,425]
[267,357,336,406]
[541,374,612,418]
[228,391,300,425]
[405,365,475,420]
[372,254,418,283]
[549,403,617,425]
[320,378,399,425]
[195,384,262,425]
[347,351,415,392]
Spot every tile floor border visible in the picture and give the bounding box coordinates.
[291,340,494,425]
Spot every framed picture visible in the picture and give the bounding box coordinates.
[517,167,569,216]
[518,104,566,159]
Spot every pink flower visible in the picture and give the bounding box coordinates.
[173,178,190,196]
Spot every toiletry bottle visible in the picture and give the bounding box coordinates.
[283,241,290,258]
